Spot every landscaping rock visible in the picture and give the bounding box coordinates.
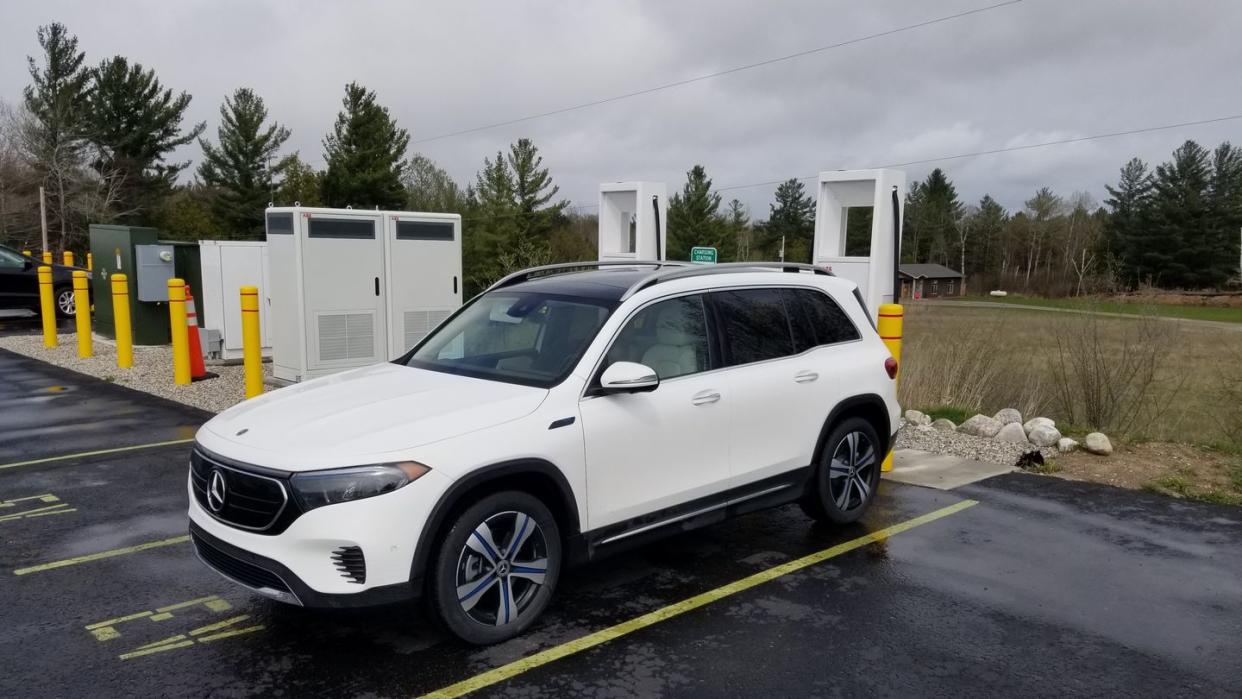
[931,418,956,431]
[993,408,1022,425]
[1023,417,1055,435]
[996,422,1029,444]
[1057,437,1079,453]
[1084,432,1113,456]
[1027,424,1062,448]
[959,414,1003,438]
[903,409,931,426]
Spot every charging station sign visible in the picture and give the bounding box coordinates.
[690,247,717,264]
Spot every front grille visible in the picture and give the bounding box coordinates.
[190,449,289,531]
[331,546,366,584]
[192,532,291,594]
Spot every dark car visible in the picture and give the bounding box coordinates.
[0,244,89,318]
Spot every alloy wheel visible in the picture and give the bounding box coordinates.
[827,431,876,512]
[57,288,75,316]
[455,510,549,627]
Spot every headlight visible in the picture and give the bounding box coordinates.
[290,461,430,511]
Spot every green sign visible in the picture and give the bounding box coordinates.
[690,246,717,264]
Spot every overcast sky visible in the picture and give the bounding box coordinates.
[2,0,1240,219]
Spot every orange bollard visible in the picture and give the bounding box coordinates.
[185,286,211,381]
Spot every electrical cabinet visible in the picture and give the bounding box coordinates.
[198,240,271,360]
[598,182,667,261]
[812,169,906,320]
[265,207,462,382]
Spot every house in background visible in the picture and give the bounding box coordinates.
[899,264,963,299]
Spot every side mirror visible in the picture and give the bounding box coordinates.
[599,361,659,394]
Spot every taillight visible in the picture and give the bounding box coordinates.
[884,357,898,379]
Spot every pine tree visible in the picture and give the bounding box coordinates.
[725,199,750,261]
[1147,141,1212,287]
[464,152,519,290]
[197,88,291,239]
[22,23,91,248]
[321,82,409,209]
[666,165,725,260]
[1209,142,1242,285]
[507,139,568,243]
[1104,158,1154,285]
[903,168,961,264]
[274,154,323,207]
[84,56,205,221]
[760,178,814,262]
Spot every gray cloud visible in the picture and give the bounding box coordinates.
[2,0,1239,218]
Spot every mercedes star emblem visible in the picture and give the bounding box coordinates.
[207,470,228,513]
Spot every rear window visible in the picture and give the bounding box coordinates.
[713,288,794,366]
[795,289,860,345]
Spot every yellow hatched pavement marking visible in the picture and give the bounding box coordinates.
[420,499,979,699]
[85,595,263,660]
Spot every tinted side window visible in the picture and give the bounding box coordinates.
[796,289,860,345]
[782,289,818,354]
[714,289,794,366]
[266,212,293,235]
[604,295,711,379]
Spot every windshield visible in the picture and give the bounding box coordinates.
[405,292,616,388]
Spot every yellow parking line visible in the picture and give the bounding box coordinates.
[0,438,195,471]
[419,499,979,699]
[14,535,190,576]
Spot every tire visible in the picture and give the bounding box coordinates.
[54,286,75,318]
[429,491,561,645]
[801,417,883,524]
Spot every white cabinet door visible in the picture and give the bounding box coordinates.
[578,294,730,530]
[301,213,386,373]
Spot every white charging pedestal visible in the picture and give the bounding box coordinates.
[812,169,906,320]
[598,182,668,262]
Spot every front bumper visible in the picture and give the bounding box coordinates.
[187,465,451,607]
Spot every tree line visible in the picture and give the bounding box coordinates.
[2,22,1238,297]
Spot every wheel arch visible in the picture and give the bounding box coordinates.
[813,394,893,467]
[408,458,582,596]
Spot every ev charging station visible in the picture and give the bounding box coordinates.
[598,182,668,262]
[812,169,906,320]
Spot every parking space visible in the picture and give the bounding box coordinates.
[1,350,1240,697]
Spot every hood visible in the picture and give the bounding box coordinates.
[198,363,547,470]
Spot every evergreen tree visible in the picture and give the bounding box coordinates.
[22,23,91,247]
[1209,142,1242,285]
[84,56,205,221]
[464,152,519,291]
[274,154,323,207]
[321,82,409,209]
[1147,141,1213,287]
[197,88,291,239]
[725,198,750,261]
[1104,157,1153,283]
[507,138,568,243]
[758,178,813,261]
[971,194,1009,283]
[902,168,961,263]
[404,154,467,213]
[666,165,725,260]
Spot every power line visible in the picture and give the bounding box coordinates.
[411,0,1026,145]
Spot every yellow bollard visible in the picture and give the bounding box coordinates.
[168,278,190,385]
[63,250,75,267]
[37,266,57,348]
[22,249,31,258]
[42,251,53,265]
[877,303,904,472]
[86,252,93,271]
[112,273,133,369]
[240,286,264,399]
[72,271,91,358]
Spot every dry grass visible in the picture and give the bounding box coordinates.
[899,304,1233,446]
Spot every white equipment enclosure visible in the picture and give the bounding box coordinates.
[598,182,668,261]
[812,169,905,320]
[265,207,462,382]
[198,240,271,360]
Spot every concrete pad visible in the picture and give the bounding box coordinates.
[883,448,1014,490]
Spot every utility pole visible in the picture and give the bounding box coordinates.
[779,235,786,262]
[39,186,48,253]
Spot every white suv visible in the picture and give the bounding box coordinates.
[188,262,900,644]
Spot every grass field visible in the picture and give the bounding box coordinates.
[899,304,1241,448]
[949,294,1242,324]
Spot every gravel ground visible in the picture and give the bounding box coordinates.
[894,420,1057,466]
[0,332,267,414]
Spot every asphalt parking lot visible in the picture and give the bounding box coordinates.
[1,344,1240,698]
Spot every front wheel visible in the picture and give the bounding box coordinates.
[430,491,561,645]
[801,417,883,524]
[54,286,76,318]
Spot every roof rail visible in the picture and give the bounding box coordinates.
[485,260,690,294]
[621,262,834,300]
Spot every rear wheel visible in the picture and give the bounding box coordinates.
[429,491,561,645]
[801,417,883,524]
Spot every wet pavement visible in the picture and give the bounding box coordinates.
[0,348,1240,697]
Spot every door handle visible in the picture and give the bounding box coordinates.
[794,371,819,383]
[374,277,380,296]
[691,390,721,406]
